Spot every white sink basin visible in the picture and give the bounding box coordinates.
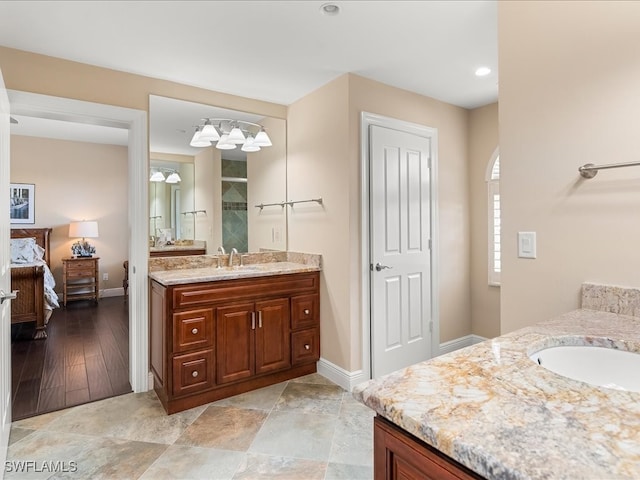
[529,345,640,392]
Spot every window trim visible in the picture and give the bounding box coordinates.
[485,148,500,286]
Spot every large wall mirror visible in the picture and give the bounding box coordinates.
[149,95,287,255]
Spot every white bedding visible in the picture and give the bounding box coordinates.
[10,237,60,320]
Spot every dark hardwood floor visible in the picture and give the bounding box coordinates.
[11,296,131,421]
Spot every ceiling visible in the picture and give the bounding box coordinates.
[0,0,498,150]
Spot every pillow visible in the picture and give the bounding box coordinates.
[10,237,45,264]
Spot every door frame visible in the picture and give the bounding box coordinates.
[8,90,150,393]
[360,112,440,380]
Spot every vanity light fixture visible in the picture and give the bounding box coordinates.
[165,172,182,184]
[150,169,181,183]
[189,118,272,152]
[150,171,165,182]
[475,66,492,77]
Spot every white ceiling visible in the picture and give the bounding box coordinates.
[0,0,498,150]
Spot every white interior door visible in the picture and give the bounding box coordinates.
[0,68,12,476]
[370,124,433,378]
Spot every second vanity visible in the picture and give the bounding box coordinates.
[149,251,321,414]
[354,283,640,479]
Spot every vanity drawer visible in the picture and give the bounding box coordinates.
[172,308,214,353]
[172,349,214,397]
[292,328,320,366]
[291,294,319,330]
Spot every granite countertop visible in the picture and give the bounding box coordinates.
[353,308,640,479]
[149,261,320,286]
[149,240,206,253]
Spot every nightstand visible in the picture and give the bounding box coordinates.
[62,257,100,306]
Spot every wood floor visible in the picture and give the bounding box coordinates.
[11,296,131,421]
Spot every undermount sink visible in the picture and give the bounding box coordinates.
[529,345,640,392]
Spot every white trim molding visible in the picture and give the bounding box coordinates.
[317,358,369,392]
[8,90,149,393]
[439,335,488,356]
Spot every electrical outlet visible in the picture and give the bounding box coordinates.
[103,273,109,281]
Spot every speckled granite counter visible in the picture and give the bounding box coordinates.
[149,251,321,286]
[354,307,640,479]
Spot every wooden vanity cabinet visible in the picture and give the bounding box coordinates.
[216,298,291,384]
[374,416,484,480]
[150,271,320,414]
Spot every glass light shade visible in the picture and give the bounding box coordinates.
[216,134,236,150]
[69,221,99,239]
[241,136,261,152]
[150,171,165,182]
[227,126,246,144]
[190,128,211,147]
[165,172,181,183]
[253,129,272,147]
[199,122,220,141]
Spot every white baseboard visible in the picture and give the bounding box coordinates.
[317,358,368,392]
[438,334,487,356]
[100,287,126,298]
[317,334,489,390]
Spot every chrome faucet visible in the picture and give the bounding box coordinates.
[229,248,238,267]
[217,246,226,255]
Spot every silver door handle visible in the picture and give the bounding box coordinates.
[374,263,392,272]
[0,289,18,304]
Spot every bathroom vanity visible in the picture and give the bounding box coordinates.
[149,253,321,414]
[354,283,640,479]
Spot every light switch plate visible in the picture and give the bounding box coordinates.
[518,232,537,259]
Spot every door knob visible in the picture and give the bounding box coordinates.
[0,289,18,305]
[374,263,392,272]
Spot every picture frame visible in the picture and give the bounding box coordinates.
[10,183,35,224]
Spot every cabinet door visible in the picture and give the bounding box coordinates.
[255,298,291,375]
[374,416,482,480]
[216,303,255,384]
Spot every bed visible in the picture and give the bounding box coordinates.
[10,228,59,339]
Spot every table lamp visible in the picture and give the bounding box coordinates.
[69,220,99,257]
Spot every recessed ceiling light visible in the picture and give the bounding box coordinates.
[320,3,340,16]
[475,67,492,77]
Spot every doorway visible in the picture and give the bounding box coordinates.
[360,112,440,380]
[6,90,149,402]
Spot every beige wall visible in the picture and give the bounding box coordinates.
[10,135,128,294]
[498,2,640,333]
[288,75,351,369]
[287,74,471,371]
[468,103,500,339]
[247,116,287,252]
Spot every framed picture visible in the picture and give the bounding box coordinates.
[10,183,35,224]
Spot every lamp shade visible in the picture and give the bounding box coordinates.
[69,221,99,239]
[199,122,221,142]
[150,171,165,182]
[253,129,272,147]
[227,126,246,144]
[165,172,181,183]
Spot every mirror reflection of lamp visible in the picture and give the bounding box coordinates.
[69,221,99,257]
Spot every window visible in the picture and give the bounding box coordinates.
[486,152,500,285]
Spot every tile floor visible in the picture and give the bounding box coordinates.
[6,373,374,479]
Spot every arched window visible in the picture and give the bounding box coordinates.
[486,150,500,285]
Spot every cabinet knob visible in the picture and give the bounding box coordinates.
[192,371,199,378]
[304,309,310,315]
[191,328,198,335]
[304,344,310,350]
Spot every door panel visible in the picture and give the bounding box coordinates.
[371,125,433,378]
[255,298,290,375]
[216,303,254,384]
[0,68,11,470]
